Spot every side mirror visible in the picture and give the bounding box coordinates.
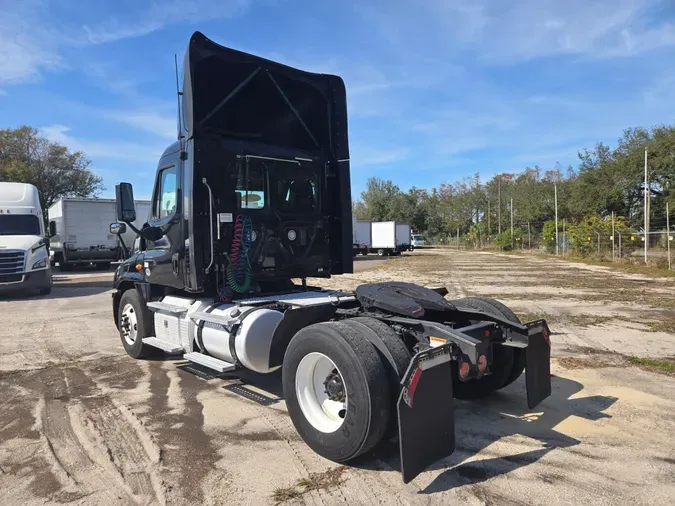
[110,223,127,235]
[115,182,136,223]
[48,221,56,238]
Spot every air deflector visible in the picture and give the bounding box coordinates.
[182,31,348,158]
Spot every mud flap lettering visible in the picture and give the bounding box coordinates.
[397,346,454,484]
[525,330,552,409]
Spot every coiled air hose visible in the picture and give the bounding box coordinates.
[218,214,253,302]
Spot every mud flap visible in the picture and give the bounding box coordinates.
[525,325,552,409]
[397,346,454,484]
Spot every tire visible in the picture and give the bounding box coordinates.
[469,296,525,389]
[39,284,52,296]
[58,259,72,272]
[282,321,391,462]
[451,297,516,400]
[377,249,386,256]
[96,262,111,271]
[118,289,155,359]
[339,317,411,439]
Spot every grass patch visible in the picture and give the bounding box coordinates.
[521,252,675,278]
[644,317,675,334]
[628,356,675,373]
[272,466,348,504]
[271,487,302,504]
[556,351,675,377]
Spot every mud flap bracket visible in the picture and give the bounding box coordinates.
[397,345,455,484]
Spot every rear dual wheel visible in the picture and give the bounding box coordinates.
[282,321,395,462]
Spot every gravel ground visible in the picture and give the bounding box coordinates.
[1,250,674,505]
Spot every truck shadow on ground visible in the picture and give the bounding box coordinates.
[0,285,112,301]
[358,374,618,493]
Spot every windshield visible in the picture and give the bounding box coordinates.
[0,214,41,236]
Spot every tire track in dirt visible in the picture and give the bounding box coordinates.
[21,365,165,505]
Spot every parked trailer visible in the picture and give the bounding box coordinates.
[353,218,371,255]
[109,31,551,484]
[48,198,151,270]
[371,221,411,256]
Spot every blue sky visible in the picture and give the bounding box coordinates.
[2,0,675,200]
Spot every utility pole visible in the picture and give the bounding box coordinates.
[498,176,502,237]
[611,211,615,261]
[554,183,559,256]
[668,202,671,270]
[644,147,648,264]
[596,231,601,257]
[510,198,514,249]
[487,200,491,235]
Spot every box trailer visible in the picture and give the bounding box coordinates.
[396,223,411,251]
[371,221,410,256]
[49,198,151,270]
[352,216,371,255]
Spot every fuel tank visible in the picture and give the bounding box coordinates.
[199,304,284,373]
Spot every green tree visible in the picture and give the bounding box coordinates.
[0,126,103,220]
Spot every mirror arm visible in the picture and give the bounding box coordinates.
[118,235,129,259]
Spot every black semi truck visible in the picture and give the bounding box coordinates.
[110,31,551,484]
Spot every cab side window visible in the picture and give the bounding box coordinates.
[154,166,178,219]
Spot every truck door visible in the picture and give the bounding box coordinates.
[143,157,185,289]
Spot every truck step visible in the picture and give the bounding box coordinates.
[147,301,189,315]
[183,352,236,373]
[189,311,232,326]
[142,337,184,354]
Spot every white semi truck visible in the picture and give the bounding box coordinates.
[0,182,52,295]
[370,221,411,256]
[48,198,151,270]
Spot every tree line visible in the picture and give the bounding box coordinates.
[353,124,675,250]
[0,126,103,221]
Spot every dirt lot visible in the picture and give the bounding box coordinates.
[1,250,675,505]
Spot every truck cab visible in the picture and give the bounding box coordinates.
[0,182,52,295]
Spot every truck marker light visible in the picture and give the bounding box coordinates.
[135,264,143,271]
[429,336,446,347]
[459,361,470,379]
[405,367,423,407]
[484,329,491,337]
[542,328,551,346]
[477,355,487,372]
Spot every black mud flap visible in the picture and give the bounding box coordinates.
[525,322,552,409]
[397,345,455,484]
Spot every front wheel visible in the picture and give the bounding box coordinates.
[282,322,391,463]
[118,289,155,359]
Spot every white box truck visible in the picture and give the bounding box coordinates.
[352,214,371,255]
[0,182,52,295]
[48,198,151,271]
[370,221,411,256]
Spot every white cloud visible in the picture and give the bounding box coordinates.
[105,110,178,140]
[0,0,62,85]
[350,145,410,166]
[40,124,166,164]
[80,0,252,45]
[361,0,675,63]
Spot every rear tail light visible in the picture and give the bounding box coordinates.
[458,361,470,379]
[477,355,487,373]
